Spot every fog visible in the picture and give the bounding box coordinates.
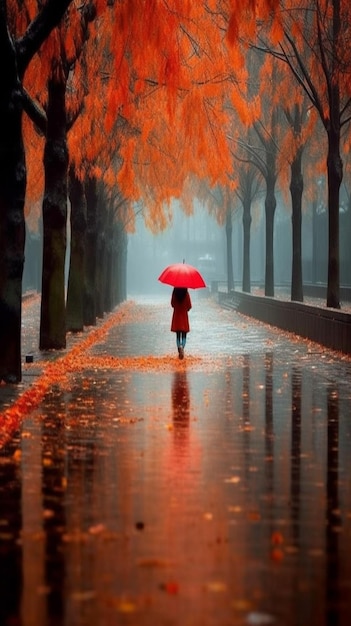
[23,191,351,299]
[127,197,294,296]
[128,200,223,295]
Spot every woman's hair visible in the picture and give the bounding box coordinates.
[173,287,187,302]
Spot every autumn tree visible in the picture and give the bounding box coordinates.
[224,86,263,294]
[67,165,87,331]
[0,0,74,382]
[224,188,236,292]
[255,0,351,308]
[283,101,306,302]
[254,42,316,302]
[39,2,99,349]
[24,1,114,345]
[234,156,263,293]
[236,53,285,297]
[66,5,123,331]
[95,181,129,312]
[181,179,239,293]
[107,2,249,235]
[256,104,281,298]
[270,71,317,302]
[234,47,313,301]
[23,2,118,336]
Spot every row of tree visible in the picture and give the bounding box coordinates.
[181,1,351,309]
[1,0,350,383]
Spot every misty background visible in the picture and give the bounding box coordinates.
[22,187,351,298]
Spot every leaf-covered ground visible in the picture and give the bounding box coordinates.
[1,295,351,626]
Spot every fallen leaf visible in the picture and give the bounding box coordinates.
[271,531,284,545]
[270,548,284,562]
[224,476,241,484]
[89,523,106,535]
[13,449,21,462]
[71,590,96,602]
[159,581,179,594]
[204,581,227,593]
[116,600,137,613]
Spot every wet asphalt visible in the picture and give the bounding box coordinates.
[1,291,351,626]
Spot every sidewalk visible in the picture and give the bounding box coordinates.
[1,292,351,626]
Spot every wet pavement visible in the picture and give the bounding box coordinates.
[1,292,351,626]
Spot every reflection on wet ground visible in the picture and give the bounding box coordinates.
[1,297,351,625]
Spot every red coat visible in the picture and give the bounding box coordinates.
[171,291,192,332]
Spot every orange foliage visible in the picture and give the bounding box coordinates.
[23,115,45,229]
[20,0,321,237]
[18,1,253,231]
[226,0,281,44]
[95,1,251,228]
[22,1,102,228]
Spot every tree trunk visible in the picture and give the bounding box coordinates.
[40,76,68,350]
[120,227,128,303]
[264,175,276,297]
[114,222,128,306]
[325,0,342,308]
[66,167,87,332]
[103,206,114,314]
[0,25,26,382]
[290,148,304,302]
[84,177,98,326]
[0,1,74,380]
[312,200,318,285]
[95,188,106,318]
[242,197,252,293]
[326,133,342,308]
[226,207,234,293]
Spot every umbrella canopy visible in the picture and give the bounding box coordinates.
[158,262,206,289]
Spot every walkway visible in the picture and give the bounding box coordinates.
[1,292,351,626]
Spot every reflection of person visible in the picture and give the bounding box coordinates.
[171,287,192,359]
[170,371,190,473]
[172,371,190,426]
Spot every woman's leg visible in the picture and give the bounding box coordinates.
[181,332,187,348]
[176,332,183,358]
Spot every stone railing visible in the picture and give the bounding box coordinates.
[219,290,351,355]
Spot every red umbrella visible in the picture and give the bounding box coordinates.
[158,262,206,289]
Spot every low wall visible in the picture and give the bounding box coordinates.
[219,291,351,355]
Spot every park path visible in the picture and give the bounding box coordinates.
[1,292,351,626]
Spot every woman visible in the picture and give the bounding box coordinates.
[171,287,192,359]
